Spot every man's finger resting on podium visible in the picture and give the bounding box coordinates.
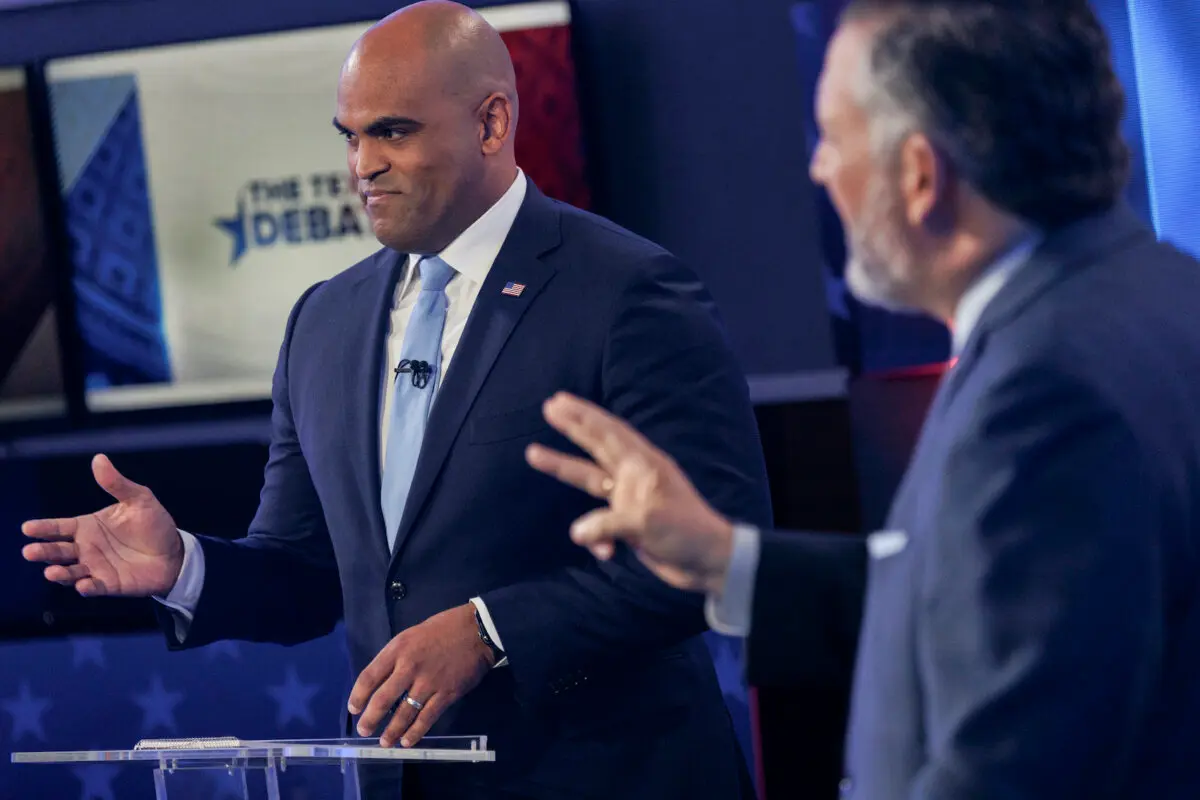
[348,603,493,748]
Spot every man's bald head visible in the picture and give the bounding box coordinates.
[350,1,518,118]
[335,1,521,254]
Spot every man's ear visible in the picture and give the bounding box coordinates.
[899,131,954,233]
[479,93,514,154]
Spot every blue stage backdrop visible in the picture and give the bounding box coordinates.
[1,629,351,799]
[0,627,751,799]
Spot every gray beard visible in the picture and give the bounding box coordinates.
[844,247,922,314]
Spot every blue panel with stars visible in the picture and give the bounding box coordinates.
[0,629,352,799]
[0,627,756,798]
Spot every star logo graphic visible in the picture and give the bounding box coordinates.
[203,640,241,661]
[71,764,121,800]
[132,674,184,735]
[267,665,320,729]
[214,200,248,265]
[71,637,106,669]
[3,681,52,741]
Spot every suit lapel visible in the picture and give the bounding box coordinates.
[888,205,1150,533]
[939,203,1151,407]
[388,186,562,563]
[345,248,406,562]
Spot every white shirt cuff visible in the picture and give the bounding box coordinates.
[704,524,760,637]
[469,597,508,668]
[152,529,205,642]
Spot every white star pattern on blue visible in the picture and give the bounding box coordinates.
[0,621,740,795]
[267,665,320,729]
[3,681,52,742]
[203,640,241,661]
[71,637,106,669]
[70,764,121,800]
[132,674,184,734]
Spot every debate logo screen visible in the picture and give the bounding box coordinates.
[45,1,589,411]
[216,173,368,266]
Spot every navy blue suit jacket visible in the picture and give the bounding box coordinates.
[749,205,1200,799]
[159,184,773,798]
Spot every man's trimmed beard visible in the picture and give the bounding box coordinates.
[843,165,922,313]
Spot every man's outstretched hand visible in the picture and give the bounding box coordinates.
[21,454,184,598]
[525,392,736,595]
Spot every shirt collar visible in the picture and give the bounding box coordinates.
[411,168,527,287]
[951,232,1042,355]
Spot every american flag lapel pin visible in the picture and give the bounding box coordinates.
[501,281,526,297]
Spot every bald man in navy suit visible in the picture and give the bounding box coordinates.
[22,3,770,798]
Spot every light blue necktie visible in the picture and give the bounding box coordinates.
[381,256,454,553]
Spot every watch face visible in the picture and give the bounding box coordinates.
[474,610,494,643]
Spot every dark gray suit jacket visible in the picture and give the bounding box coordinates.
[749,205,1200,799]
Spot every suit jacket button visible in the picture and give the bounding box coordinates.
[839,777,853,797]
[388,581,407,601]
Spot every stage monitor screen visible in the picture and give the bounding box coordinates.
[0,67,66,422]
[44,1,588,412]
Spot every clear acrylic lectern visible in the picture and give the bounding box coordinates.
[11,735,494,799]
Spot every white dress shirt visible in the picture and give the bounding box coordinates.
[156,170,529,665]
[705,232,1042,636]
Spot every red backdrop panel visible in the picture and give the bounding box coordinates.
[0,86,52,387]
[502,25,591,210]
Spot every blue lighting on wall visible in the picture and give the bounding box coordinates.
[1096,0,1200,259]
[1126,0,1200,259]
